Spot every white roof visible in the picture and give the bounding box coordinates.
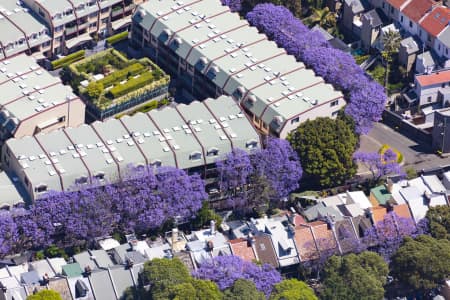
[29,259,55,279]
[98,238,121,251]
[346,191,372,209]
[46,257,67,275]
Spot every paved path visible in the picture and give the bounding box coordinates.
[358,122,450,173]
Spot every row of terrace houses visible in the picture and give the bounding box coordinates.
[130,0,345,138]
[0,95,261,205]
[0,0,146,60]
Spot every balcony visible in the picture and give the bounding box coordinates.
[111,6,123,18]
[65,25,77,35]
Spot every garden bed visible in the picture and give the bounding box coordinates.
[67,49,169,115]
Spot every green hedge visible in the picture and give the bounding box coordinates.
[51,50,85,70]
[106,31,128,45]
[97,63,145,87]
[108,72,153,98]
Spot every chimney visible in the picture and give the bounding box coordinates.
[172,228,179,246]
[210,220,216,235]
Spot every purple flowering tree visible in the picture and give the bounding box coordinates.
[253,138,302,200]
[246,3,387,134]
[221,0,241,12]
[193,255,281,297]
[216,148,254,209]
[363,212,418,261]
[0,211,18,257]
[353,149,404,182]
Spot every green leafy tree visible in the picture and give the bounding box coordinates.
[85,81,104,100]
[27,290,62,300]
[270,279,318,300]
[426,205,450,239]
[169,279,222,300]
[305,8,336,30]
[223,279,266,300]
[381,30,401,88]
[320,252,388,300]
[391,235,450,293]
[287,117,358,188]
[193,202,222,230]
[142,258,191,299]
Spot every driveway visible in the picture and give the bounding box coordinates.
[358,122,450,173]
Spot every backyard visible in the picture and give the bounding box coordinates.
[67,49,169,113]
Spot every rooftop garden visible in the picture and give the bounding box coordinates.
[67,49,169,111]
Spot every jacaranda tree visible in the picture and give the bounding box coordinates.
[246,3,387,134]
[193,255,282,297]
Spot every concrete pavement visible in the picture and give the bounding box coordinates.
[358,122,450,173]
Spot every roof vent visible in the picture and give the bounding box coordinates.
[247,95,256,104]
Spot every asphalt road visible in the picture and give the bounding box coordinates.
[358,122,450,173]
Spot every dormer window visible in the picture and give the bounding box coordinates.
[246,139,258,149]
[35,184,47,193]
[75,176,88,185]
[151,160,162,167]
[190,151,202,160]
[94,172,105,181]
[207,148,219,157]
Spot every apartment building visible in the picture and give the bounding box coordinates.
[0,0,51,60]
[0,54,85,144]
[130,0,345,139]
[21,0,145,57]
[1,95,261,203]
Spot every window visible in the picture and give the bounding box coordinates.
[94,172,105,181]
[382,2,385,8]
[330,100,339,107]
[419,30,422,37]
[428,34,431,42]
[207,148,219,157]
[332,111,339,117]
[447,48,449,55]
[55,25,64,32]
[190,151,202,160]
[58,116,66,123]
[409,21,413,28]
[151,160,162,167]
[400,16,403,22]
[246,140,258,149]
[101,17,108,24]
[439,44,441,51]
[290,117,299,124]
[75,176,88,185]
[35,184,47,193]
[24,177,29,187]
[38,8,45,17]
[427,96,432,102]
[442,83,446,88]
[390,6,393,13]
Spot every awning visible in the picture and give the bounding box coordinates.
[112,19,131,31]
[65,33,92,49]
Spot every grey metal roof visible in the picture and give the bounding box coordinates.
[400,36,420,54]
[0,0,50,50]
[0,54,77,135]
[438,26,450,49]
[109,267,134,299]
[5,96,259,201]
[89,269,117,300]
[345,0,365,14]
[0,172,25,208]
[89,249,114,269]
[74,252,98,271]
[363,9,382,28]
[134,0,344,133]
[32,0,76,26]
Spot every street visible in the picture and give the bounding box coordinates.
[358,122,450,173]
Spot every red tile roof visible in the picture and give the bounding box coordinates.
[393,204,413,220]
[371,206,388,225]
[387,0,409,9]
[420,7,450,37]
[293,225,319,261]
[292,214,307,226]
[416,69,450,86]
[311,221,337,251]
[229,238,257,262]
[401,0,434,23]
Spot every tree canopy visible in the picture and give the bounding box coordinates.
[320,252,388,300]
[391,235,450,292]
[287,117,358,188]
[270,279,318,300]
[426,205,450,240]
[223,279,266,300]
[193,255,282,297]
[27,290,62,300]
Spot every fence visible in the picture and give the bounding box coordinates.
[382,110,432,144]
